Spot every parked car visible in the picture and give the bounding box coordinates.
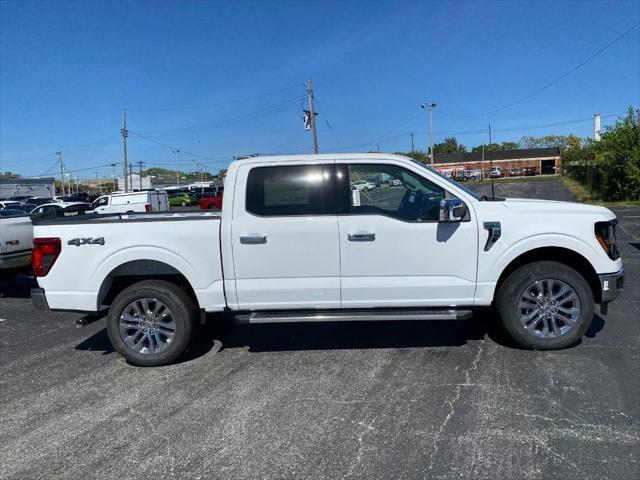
[489,167,502,178]
[351,180,376,191]
[30,202,93,218]
[199,195,223,210]
[0,208,29,217]
[31,153,624,366]
[0,200,23,209]
[169,193,197,207]
[91,191,169,214]
[524,168,537,176]
[509,168,520,177]
[390,178,402,186]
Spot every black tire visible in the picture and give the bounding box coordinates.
[495,261,594,350]
[106,280,196,366]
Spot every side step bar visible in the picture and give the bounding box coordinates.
[235,309,473,324]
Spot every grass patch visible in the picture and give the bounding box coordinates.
[560,176,639,207]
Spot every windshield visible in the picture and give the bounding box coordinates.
[409,159,482,200]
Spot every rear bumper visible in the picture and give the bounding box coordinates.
[0,249,32,270]
[599,267,624,304]
[31,288,50,310]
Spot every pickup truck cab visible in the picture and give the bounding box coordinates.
[30,154,624,366]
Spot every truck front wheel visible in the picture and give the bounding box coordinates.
[495,261,594,350]
[106,280,196,366]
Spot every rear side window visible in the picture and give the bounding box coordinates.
[246,165,330,216]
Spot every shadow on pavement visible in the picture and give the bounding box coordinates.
[0,271,37,299]
[74,311,608,362]
[205,315,489,353]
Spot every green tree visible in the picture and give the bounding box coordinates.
[564,107,640,201]
[520,134,584,150]
[471,141,520,153]
[1,171,20,178]
[432,136,467,154]
[593,107,640,200]
[394,150,429,163]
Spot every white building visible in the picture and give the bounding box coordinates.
[117,173,152,191]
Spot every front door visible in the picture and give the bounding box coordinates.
[231,162,341,310]
[337,160,478,308]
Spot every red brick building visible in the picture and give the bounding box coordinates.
[433,147,562,177]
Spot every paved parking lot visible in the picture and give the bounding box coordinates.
[1,179,638,479]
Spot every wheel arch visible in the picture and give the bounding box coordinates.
[97,259,199,310]
[495,247,601,303]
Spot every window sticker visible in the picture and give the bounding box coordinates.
[352,188,361,207]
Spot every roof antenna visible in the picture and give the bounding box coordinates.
[489,123,495,199]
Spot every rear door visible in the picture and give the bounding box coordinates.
[336,160,478,307]
[231,162,340,310]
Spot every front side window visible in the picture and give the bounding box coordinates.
[246,165,329,216]
[347,164,445,221]
[95,196,109,207]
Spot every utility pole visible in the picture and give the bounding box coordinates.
[410,132,415,152]
[489,124,495,199]
[421,102,436,166]
[173,150,180,187]
[137,161,144,190]
[121,109,129,192]
[481,144,485,182]
[306,79,319,154]
[56,151,65,196]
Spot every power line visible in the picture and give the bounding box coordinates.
[130,133,229,164]
[438,21,640,118]
[129,84,306,112]
[134,95,306,137]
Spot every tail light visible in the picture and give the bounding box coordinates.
[33,237,62,277]
[595,220,620,260]
[145,203,152,212]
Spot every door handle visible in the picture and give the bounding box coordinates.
[348,232,376,242]
[240,234,267,244]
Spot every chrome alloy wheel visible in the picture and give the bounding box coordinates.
[119,298,176,354]
[517,279,581,338]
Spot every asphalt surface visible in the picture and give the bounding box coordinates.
[1,178,638,479]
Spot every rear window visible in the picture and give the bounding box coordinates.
[246,165,327,216]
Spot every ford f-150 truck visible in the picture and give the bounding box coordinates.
[30,154,624,366]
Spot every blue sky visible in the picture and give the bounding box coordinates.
[1,0,639,178]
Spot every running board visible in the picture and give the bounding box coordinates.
[235,309,473,324]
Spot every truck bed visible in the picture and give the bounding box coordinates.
[33,211,225,312]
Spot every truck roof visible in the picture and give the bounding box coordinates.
[230,153,411,167]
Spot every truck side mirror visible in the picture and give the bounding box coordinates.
[439,198,467,222]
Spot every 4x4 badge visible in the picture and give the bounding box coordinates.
[67,237,105,246]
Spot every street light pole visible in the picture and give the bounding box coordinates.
[421,101,436,167]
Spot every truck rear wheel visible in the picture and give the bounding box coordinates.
[495,261,594,350]
[106,280,196,366]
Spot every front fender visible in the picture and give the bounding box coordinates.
[486,233,606,282]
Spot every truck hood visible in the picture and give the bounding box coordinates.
[500,197,615,219]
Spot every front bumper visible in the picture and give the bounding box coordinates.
[598,267,624,313]
[31,288,50,311]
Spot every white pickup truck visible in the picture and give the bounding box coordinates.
[30,154,624,366]
[0,215,33,273]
